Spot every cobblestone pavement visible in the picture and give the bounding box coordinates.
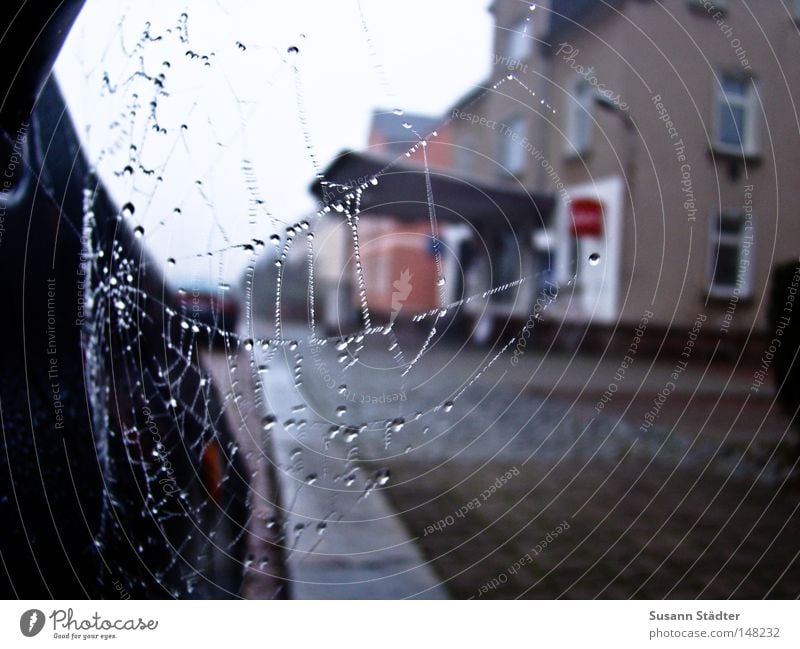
[256,323,800,598]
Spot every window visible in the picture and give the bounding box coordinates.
[708,211,754,298]
[565,78,593,157]
[498,114,527,176]
[506,18,531,62]
[714,73,759,156]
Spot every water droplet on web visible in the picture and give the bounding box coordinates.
[343,427,359,443]
[436,277,446,286]
[243,339,254,351]
[336,405,347,418]
[261,414,276,431]
[392,108,404,116]
[121,201,135,217]
[389,417,405,433]
[338,384,347,395]
[401,122,412,129]
[167,257,176,267]
[133,225,145,238]
[270,234,281,246]
[589,252,601,266]
[375,468,391,486]
[287,45,299,55]
[443,400,454,412]
[305,473,318,485]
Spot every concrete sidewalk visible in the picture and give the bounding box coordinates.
[254,341,447,599]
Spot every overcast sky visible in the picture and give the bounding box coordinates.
[55,0,494,284]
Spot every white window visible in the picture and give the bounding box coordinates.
[506,18,531,62]
[565,78,593,157]
[708,211,754,298]
[498,115,527,176]
[714,73,759,156]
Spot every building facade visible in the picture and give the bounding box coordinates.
[447,0,800,352]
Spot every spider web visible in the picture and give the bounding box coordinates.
[61,3,570,598]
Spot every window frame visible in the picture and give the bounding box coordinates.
[712,71,760,158]
[505,17,532,62]
[498,114,527,177]
[564,77,594,158]
[707,209,754,299]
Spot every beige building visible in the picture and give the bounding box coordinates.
[448,0,800,352]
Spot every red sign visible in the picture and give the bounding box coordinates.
[570,198,604,237]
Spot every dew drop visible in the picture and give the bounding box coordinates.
[443,400,454,412]
[133,225,145,238]
[589,252,601,266]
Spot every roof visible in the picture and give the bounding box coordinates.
[310,150,554,230]
[369,109,442,158]
[547,0,625,41]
